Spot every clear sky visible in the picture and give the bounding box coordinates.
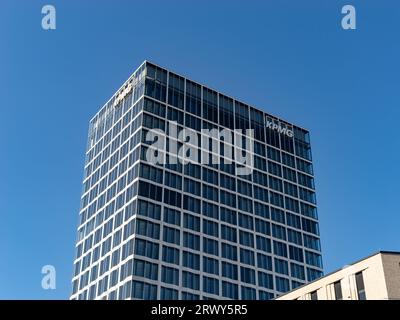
[1,0,399,299]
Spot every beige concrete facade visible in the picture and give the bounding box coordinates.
[276,251,400,300]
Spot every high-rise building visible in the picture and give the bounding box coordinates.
[71,61,323,300]
[276,251,400,300]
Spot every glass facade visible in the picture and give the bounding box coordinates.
[70,61,323,300]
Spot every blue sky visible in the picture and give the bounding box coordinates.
[1,0,399,299]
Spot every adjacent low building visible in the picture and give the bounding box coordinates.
[276,251,400,300]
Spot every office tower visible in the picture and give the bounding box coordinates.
[71,61,323,300]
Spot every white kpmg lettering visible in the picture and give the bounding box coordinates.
[266,120,293,138]
[113,83,133,107]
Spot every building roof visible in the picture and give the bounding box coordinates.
[275,250,400,299]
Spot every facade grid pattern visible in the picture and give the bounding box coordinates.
[70,61,323,300]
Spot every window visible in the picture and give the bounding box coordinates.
[286,212,301,230]
[272,224,286,241]
[254,202,269,219]
[257,253,272,271]
[267,147,280,162]
[145,63,167,102]
[203,237,219,256]
[167,106,183,125]
[164,188,182,208]
[203,167,219,185]
[302,218,319,235]
[310,290,318,300]
[288,229,302,246]
[334,280,343,300]
[240,248,255,266]
[298,172,314,189]
[258,271,274,290]
[161,266,179,285]
[239,230,254,247]
[219,94,234,129]
[256,218,271,235]
[183,232,200,250]
[305,251,323,268]
[220,173,236,191]
[301,203,318,219]
[270,191,284,208]
[138,181,162,202]
[186,80,202,116]
[182,251,200,270]
[162,246,179,265]
[292,280,304,290]
[356,272,366,300]
[238,196,253,214]
[238,213,253,230]
[136,219,160,240]
[273,241,288,257]
[297,158,313,175]
[182,271,200,290]
[183,213,200,231]
[131,280,157,300]
[237,180,252,197]
[202,184,218,202]
[221,224,237,243]
[168,73,184,109]
[183,195,201,214]
[138,199,161,220]
[133,259,158,280]
[202,201,218,219]
[285,197,299,213]
[220,190,236,207]
[203,219,219,237]
[203,257,219,275]
[143,97,166,118]
[269,176,283,192]
[222,243,237,261]
[241,286,256,299]
[222,261,238,280]
[139,163,163,184]
[184,162,201,179]
[203,276,219,295]
[163,226,180,245]
[222,281,238,299]
[276,276,290,293]
[220,207,237,225]
[164,171,182,190]
[259,291,274,300]
[283,166,296,182]
[181,292,200,300]
[303,234,320,251]
[275,258,289,275]
[307,268,323,281]
[184,178,201,196]
[135,239,159,259]
[291,263,305,280]
[240,267,256,285]
[268,161,282,177]
[163,207,180,226]
[160,287,178,300]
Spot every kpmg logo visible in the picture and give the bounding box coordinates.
[113,83,133,107]
[266,118,294,138]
